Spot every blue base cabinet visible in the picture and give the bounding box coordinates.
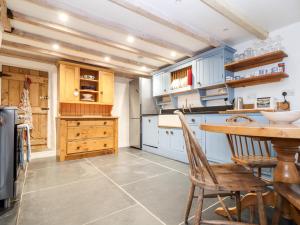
[142,116,159,154]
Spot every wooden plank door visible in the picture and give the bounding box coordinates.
[1,65,49,152]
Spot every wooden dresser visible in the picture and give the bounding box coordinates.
[57,116,118,161]
[56,61,118,161]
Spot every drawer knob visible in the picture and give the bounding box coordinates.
[76,133,80,137]
[104,121,107,125]
[191,119,195,122]
[77,122,80,126]
[193,131,196,135]
[166,131,169,135]
[148,119,151,123]
[77,146,80,150]
[104,143,107,147]
[104,131,107,135]
[170,131,174,135]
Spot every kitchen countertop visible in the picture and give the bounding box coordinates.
[57,115,119,119]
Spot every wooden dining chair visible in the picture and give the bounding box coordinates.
[175,111,269,225]
[272,183,300,225]
[226,115,277,178]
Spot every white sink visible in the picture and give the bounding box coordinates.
[261,110,300,124]
[158,115,182,128]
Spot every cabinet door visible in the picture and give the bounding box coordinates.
[142,116,158,147]
[205,115,232,163]
[158,128,170,150]
[152,74,161,97]
[212,53,224,84]
[162,73,171,94]
[170,129,185,152]
[194,59,202,88]
[59,64,80,102]
[99,71,114,105]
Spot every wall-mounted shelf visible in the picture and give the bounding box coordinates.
[80,90,99,94]
[225,50,288,72]
[226,72,288,88]
[80,78,99,83]
[200,92,228,101]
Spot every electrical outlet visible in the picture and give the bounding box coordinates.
[282,89,295,96]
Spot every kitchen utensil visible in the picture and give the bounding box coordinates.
[234,97,244,110]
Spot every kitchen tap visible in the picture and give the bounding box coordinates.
[188,104,192,113]
[182,105,186,113]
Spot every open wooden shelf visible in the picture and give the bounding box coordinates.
[80,78,99,83]
[226,72,288,88]
[225,50,288,72]
[79,89,99,94]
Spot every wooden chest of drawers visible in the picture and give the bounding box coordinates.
[56,116,118,161]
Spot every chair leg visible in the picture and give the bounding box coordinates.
[194,188,204,225]
[256,191,267,225]
[272,194,283,225]
[258,168,262,178]
[235,191,241,222]
[185,184,195,224]
[249,206,255,223]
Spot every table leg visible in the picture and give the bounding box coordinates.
[272,139,300,184]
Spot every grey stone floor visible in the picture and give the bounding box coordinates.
[0,147,290,225]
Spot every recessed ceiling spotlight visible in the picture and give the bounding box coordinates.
[58,13,69,22]
[104,56,111,62]
[141,66,147,71]
[127,35,135,43]
[170,51,177,57]
[52,43,60,50]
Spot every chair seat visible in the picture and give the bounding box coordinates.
[232,155,277,168]
[274,183,300,210]
[193,163,269,192]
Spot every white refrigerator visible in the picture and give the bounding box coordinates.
[129,78,157,149]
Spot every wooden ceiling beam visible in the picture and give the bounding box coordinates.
[10,29,158,70]
[1,40,151,77]
[200,0,268,39]
[24,0,194,57]
[12,11,175,65]
[0,0,11,32]
[0,48,57,64]
[108,0,220,47]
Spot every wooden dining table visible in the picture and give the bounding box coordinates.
[200,120,300,222]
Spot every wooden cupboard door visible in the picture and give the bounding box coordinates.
[99,71,114,105]
[59,64,80,102]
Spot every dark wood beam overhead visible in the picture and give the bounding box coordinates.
[24,0,195,57]
[12,11,175,65]
[2,40,151,77]
[9,29,158,70]
[0,0,11,32]
[0,48,57,64]
[108,0,220,47]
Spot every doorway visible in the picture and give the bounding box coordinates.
[1,65,49,152]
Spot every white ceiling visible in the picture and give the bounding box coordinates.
[2,0,300,76]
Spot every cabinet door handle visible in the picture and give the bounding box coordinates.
[166,131,169,135]
[103,121,107,125]
[103,143,107,147]
[103,131,107,135]
[197,82,201,85]
[77,146,80,150]
[191,119,195,122]
[77,122,80,126]
[164,89,166,92]
[170,131,174,135]
[192,131,196,135]
[148,119,151,123]
[76,133,80,137]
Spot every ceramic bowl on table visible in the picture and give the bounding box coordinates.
[261,110,300,124]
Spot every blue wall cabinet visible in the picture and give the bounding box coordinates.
[152,72,171,96]
[142,116,159,148]
[152,73,161,97]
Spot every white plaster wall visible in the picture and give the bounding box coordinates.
[111,77,130,148]
[233,22,300,110]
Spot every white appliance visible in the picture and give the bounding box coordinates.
[129,78,157,149]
